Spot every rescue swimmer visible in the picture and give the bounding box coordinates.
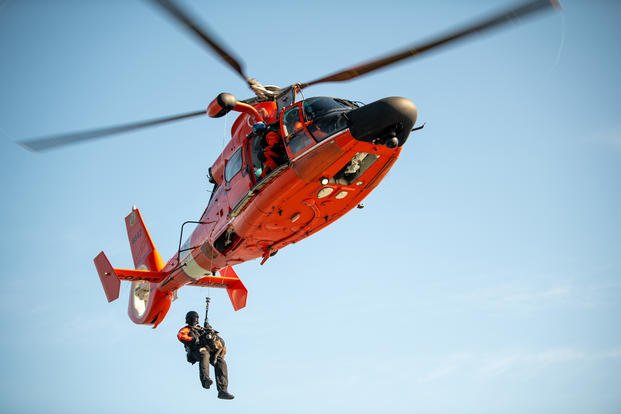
[177,310,234,399]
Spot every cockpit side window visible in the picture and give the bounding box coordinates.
[224,148,243,182]
[283,107,302,136]
[282,106,313,156]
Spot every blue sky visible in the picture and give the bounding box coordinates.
[0,1,619,413]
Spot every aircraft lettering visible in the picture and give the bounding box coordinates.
[160,277,174,288]
[131,229,143,245]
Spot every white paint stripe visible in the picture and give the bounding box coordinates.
[182,254,211,280]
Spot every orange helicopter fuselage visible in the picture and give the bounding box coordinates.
[96,95,418,326]
[164,96,414,276]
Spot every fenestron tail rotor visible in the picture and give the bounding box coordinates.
[298,0,560,89]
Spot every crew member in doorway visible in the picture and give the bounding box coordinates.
[253,122,285,178]
[177,311,234,400]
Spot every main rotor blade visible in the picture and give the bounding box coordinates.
[19,109,205,152]
[150,0,248,82]
[299,0,559,89]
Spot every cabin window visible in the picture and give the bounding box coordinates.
[224,148,243,182]
[249,134,264,179]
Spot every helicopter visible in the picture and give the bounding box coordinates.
[19,0,559,328]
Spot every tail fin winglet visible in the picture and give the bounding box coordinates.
[221,266,248,311]
[94,251,120,302]
[227,286,248,311]
[189,266,248,311]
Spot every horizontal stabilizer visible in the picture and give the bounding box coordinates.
[112,268,168,283]
[189,266,248,311]
[94,251,169,302]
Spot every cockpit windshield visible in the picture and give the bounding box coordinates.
[303,97,357,121]
[303,97,358,142]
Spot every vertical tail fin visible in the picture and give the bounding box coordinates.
[125,207,165,271]
[94,207,172,327]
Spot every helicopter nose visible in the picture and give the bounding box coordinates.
[347,97,417,147]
